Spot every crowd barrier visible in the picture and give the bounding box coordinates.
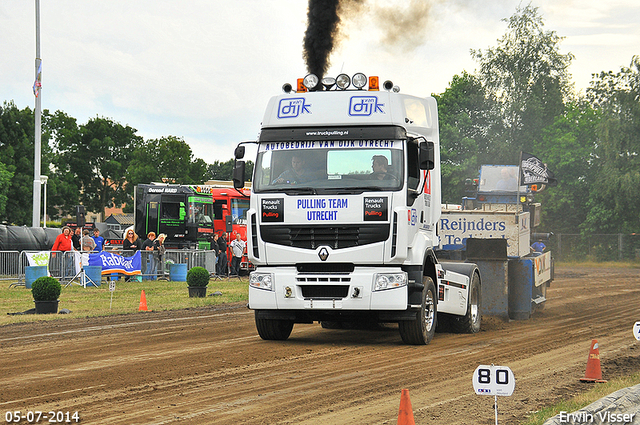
[1,249,220,287]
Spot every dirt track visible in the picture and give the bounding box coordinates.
[2,266,640,425]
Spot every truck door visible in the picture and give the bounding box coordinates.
[146,201,159,235]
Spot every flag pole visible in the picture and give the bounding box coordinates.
[32,0,42,227]
[516,151,523,212]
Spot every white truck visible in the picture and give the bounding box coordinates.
[233,73,481,344]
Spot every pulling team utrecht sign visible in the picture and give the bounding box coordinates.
[297,198,348,221]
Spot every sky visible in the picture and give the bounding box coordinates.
[2,0,639,166]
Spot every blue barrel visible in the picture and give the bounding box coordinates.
[169,263,188,282]
[25,266,48,289]
[84,266,102,287]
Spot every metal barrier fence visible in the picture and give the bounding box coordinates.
[1,249,220,287]
[547,234,640,262]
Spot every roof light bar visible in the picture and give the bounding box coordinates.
[285,73,389,92]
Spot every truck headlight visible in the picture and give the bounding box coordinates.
[373,272,408,291]
[250,273,273,291]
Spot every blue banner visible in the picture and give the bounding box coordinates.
[88,251,141,275]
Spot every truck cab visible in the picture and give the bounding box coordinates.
[234,74,481,344]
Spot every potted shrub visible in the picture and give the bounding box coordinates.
[186,266,210,298]
[31,276,62,314]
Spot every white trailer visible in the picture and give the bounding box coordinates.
[233,74,481,344]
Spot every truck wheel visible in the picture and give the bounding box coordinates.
[451,272,481,334]
[399,276,437,345]
[255,313,294,340]
[321,321,343,329]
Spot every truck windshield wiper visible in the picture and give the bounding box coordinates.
[282,187,318,195]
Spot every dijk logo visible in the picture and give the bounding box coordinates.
[278,98,311,118]
[349,96,385,116]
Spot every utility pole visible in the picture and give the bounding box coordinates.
[32,0,42,227]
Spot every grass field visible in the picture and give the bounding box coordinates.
[0,275,249,326]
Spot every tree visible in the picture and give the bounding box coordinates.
[535,101,600,234]
[52,116,142,220]
[0,162,13,219]
[583,56,640,233]
[0,102,50,225]
[434,72,500,203]
[43,110,83,219]
[471,4,574,156]
[127,135,209,186]
[208,159,254,183]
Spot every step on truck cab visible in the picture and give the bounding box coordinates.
[233,74,481,344]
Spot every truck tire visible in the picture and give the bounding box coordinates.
[255,313,294,340]
[451,272,481,334]
[399,276,437,345]
[320,321,343,329]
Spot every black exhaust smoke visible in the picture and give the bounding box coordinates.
[303,0,438,81]
[303,0,341,80]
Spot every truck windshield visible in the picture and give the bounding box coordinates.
[253,140,403,193]
[478,165,525,193]
[188,197,214,226]
[231,198,249,224]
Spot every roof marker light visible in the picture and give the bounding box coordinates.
[282,83,293,93]
[383,80,394,91]
[368,76,379,91]
[296,78,307,92]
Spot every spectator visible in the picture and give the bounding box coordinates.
[229,233,246,276]
[122,229,142,281]
[91,228,105,252]
[217,232,228,276]
[142,232,157,280]
[123,229,141,251]
[52,226,74,279]
[52,226,73,252]
[154,234,167,278]
[71,226,82,250]
[81,229,96,252]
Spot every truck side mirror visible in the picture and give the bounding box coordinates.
[233,160,246,189]
[419,141,435,170]
[234,145,245,160]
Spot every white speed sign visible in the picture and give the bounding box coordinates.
[473,365,515,397]
[633,321,640,341]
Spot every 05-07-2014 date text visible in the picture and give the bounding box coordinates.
[5,411,79,423]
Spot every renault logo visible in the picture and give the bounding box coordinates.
[318,247,329,261]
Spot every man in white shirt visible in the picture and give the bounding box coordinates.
[229,233,246,276]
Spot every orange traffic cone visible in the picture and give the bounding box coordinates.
[580,339,607,383]
[139,290,148,312]
[397,389,415,425]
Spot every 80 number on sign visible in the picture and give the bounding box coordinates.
[473,365,515,397]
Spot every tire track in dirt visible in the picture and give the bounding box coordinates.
[1,267,639,424]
